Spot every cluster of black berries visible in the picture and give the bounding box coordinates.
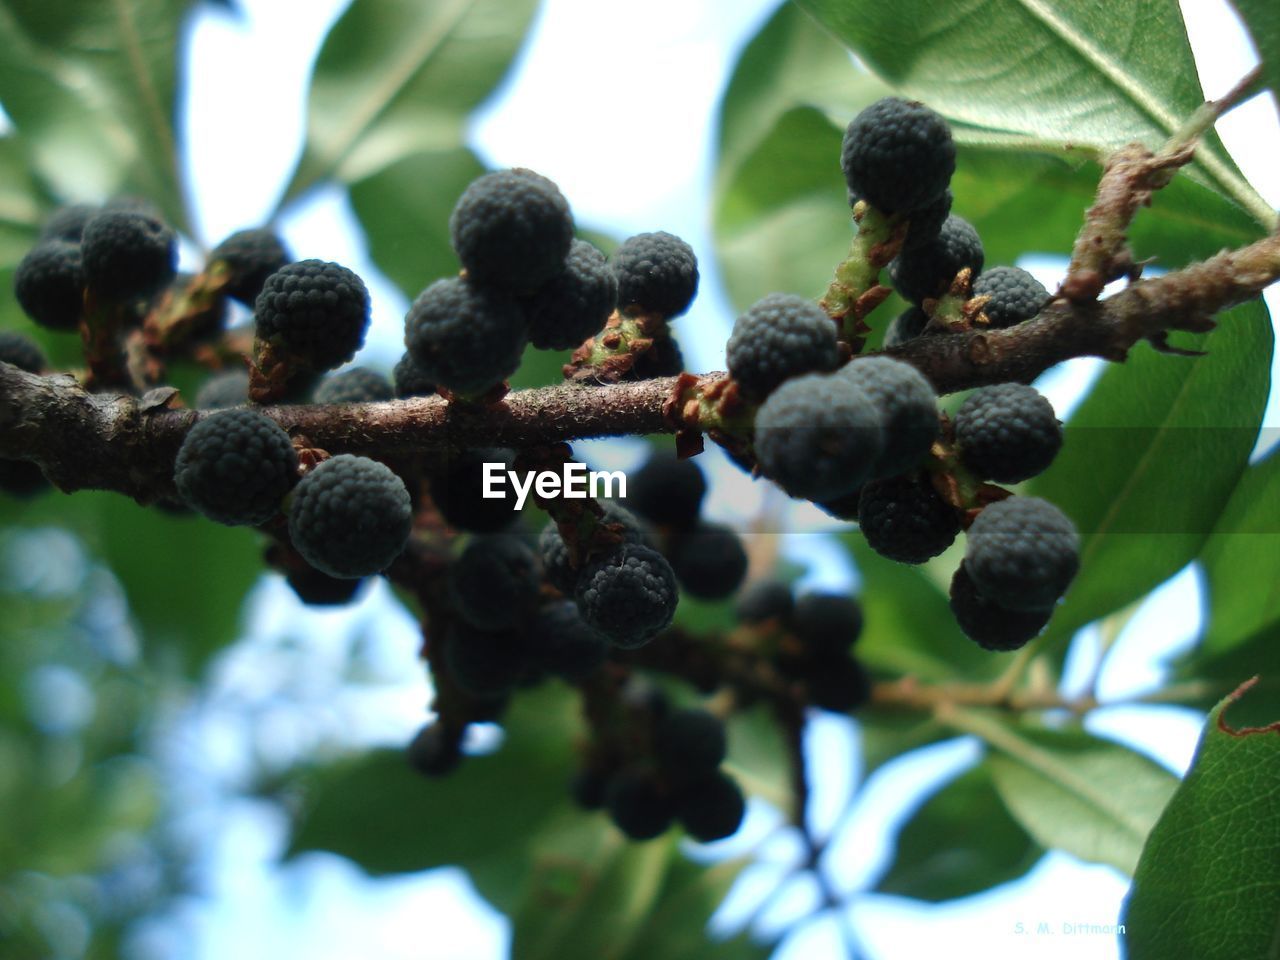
[572,687,745,843]
[14,198,177,329]
[736,580,871,712]
[404,170,604,396]
[625,452,749,602]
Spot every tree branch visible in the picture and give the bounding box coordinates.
[3,229,1278,503]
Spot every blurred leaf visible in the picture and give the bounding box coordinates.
[348,147,485,300]
[1121,679,1280,959]
[844,536,1001,682]
[0,135,42,266]
[1196,449,1280,658]
[510,824,766,960]
[952,711,1179,875]
[0,0,191,232]
[715,106,853,309]
[0,491,261,674]
[1230,1,1280,123]
[792,0,1270,225]
[725,706,791,810]
[288,685,578,911]
[1030,301,1272,653]
[283,0,539,203]
[1173,451,1280,725]
[875,764,1041,901]
[857,714,947,784]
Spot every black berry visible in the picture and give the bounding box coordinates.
[841,97,956,215]
[525,238,617,350]
[173,408,299,526]
[858,471,960,564]
[81,210,176,302]
[955,383,1063,483]
[890,215,984,305]
[404,276,527,396]
[610,231,699,318]
[726,292,840,403]
[964,497,1079,611]
[255,260,370,371]
[14,241,85,331]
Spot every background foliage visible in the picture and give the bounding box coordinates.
[0,0,1277,958]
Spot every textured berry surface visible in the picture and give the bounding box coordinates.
[209,228,290,305]
[840,97,956,215]
[611,231,699,318]
[965,496,1079,611]
[392,351,436,398]
[14,241,85,331]
[285,566,364,606]
[949,564,1052,651]
[655,709,727,780]
[194,370,250,409]
[450,535,542,631]
[539,501,650,594]
[726,293,839,402]
[0,331,46,373]
[858,471,960,564]
[841,356,939,478]
[81,210,176,302]
[734,579,794,625]
[973,266,1048,329]
[444,622,530,698]
[449,168,573,293]
[806,655,873,712]
[404,276,527,396]
[430,448,523,533]
[39,204,97,242]
[676,771,745,843]
[670,522,748,600]
[312,366,395,404]
[882,306,929,348]
[255,260,370,371]
[607,766,675,840]
[526,238,617,350]
[288,454,412,578]
[754,372,884,502]
[956,383,1062,483]
[528,600,609,680]
[174,408,298,526]
[625,450,706,528]
[793,592,863,655]
[406,723,462,778]
[890,215,984,305]
[575,543,678,648]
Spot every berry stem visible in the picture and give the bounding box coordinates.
[820,202,904,345]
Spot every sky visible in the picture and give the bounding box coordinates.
[99,0,1280,957]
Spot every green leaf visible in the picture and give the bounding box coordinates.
[791,0,1272,226]
[1196,450,1280,659]
[876,764,1041,901]
[844,536,1001,682]
[283,0,539,204]
[287,685,578,912]
[1030,300,1273,652]
[348,147,486,300]
[1173,451,1280,726]
[1230,1,1280,124]
[857,714,948,785]
[950,711,1179,875]
[0,0,191,233]
[1121,679,1280,960]
[725,706,791,810]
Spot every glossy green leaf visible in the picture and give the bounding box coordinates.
[952,711,1179,875]
[283,0,539,203]
[287,685,578,911]
[0,0,191,232]
[876,764,1041,901]
[844,536,1001,682]
[1121,679,1280,959]
[1231,0,1280,123]
[1031,300,1272,651]
[792,0,1271,226]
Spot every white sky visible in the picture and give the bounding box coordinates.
[118,0,1280,958]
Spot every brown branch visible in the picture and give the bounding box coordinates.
[3,230,1278,503]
